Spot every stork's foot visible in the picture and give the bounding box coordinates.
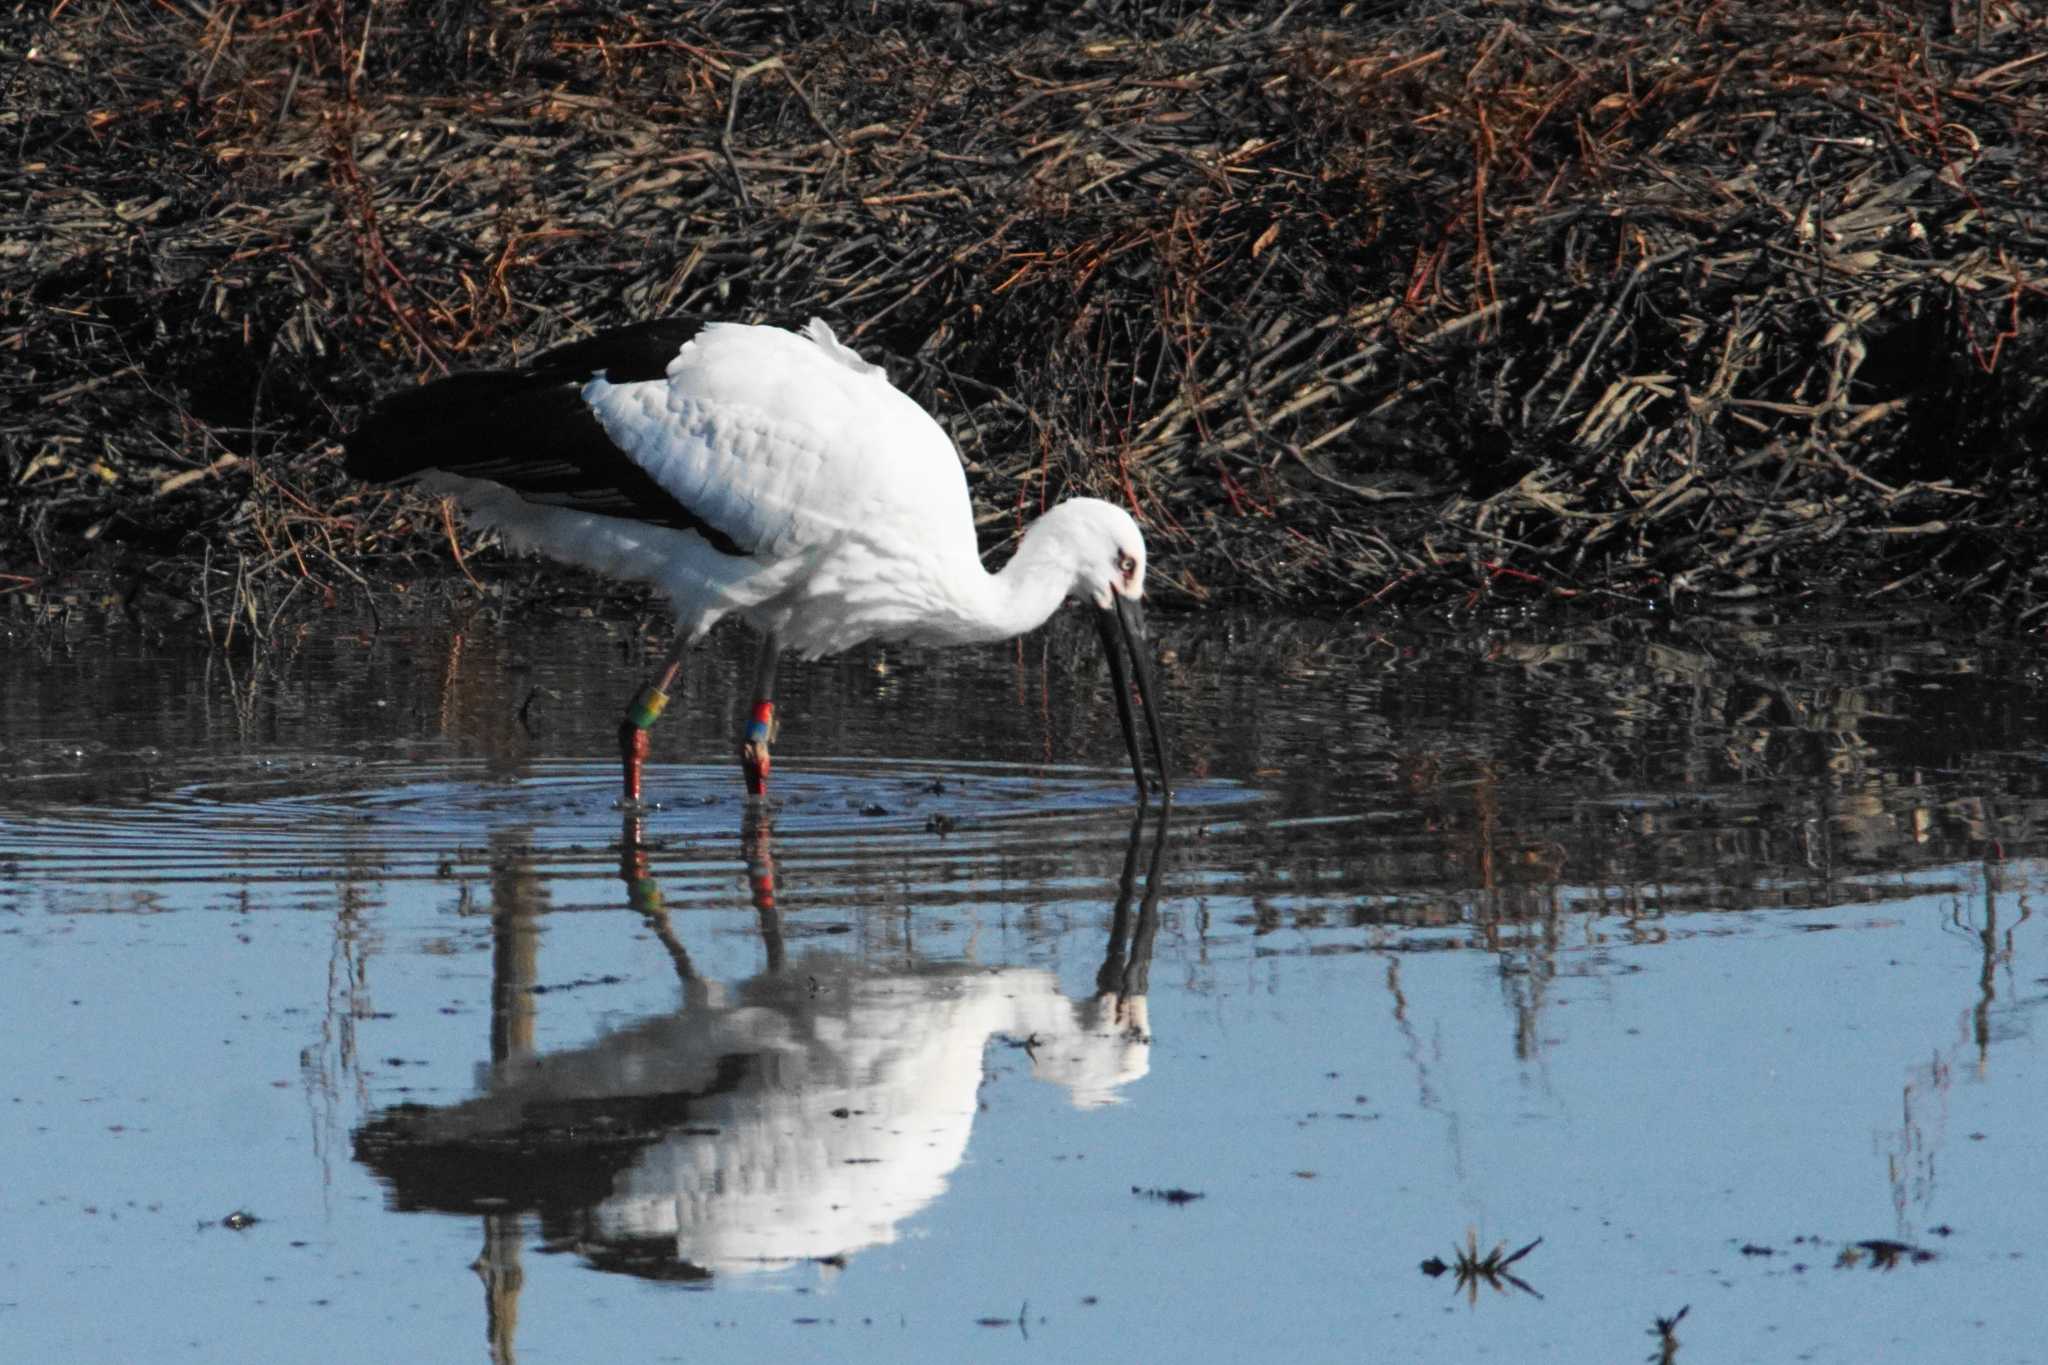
[741,740,771,799]
[619,719,653,807]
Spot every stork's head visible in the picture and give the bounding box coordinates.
[1053,498,1149,610]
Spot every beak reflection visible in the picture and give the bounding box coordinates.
[1094,594,1171,801]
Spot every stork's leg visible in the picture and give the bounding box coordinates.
[740,632,782,798]
[618,639,689,806]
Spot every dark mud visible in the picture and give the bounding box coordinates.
[6,1,2048,620]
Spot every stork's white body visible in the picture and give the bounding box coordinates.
[426,321,1100,659]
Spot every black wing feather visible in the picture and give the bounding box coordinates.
[518,318,710,387]
[344,318,751,557]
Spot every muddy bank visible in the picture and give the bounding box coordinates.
[6,0,2045,621]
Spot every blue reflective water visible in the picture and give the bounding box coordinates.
[1,607,2043,1362]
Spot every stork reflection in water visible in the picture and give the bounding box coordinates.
[355,807,1169,1305]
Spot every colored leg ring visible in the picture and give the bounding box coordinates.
[629,688,672,731]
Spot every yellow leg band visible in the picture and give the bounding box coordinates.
[629,689,672,730]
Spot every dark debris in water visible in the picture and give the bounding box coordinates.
[1842,1239,1937,1269]
[1421,1231,1543,1303]
[973,1302,1036,1336]
[995,1032,1043,1057]
[1648,1305,1689,1365]
[527,974,626,995]
[1740,1233,1939,1270]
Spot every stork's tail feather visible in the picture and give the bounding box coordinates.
[343,372,587,484]
[343,318,754,556]
[344,317,711,485]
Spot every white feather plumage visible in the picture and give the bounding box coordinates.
[350,315,1168,799]
[436,319,1145,660]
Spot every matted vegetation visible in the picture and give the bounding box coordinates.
[5,0,2046,620]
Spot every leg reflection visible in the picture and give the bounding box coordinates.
[619,811,694,984]
[618,808,784,978]
[742,806,785,975]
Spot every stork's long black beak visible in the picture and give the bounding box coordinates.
[1094,594,1171,802]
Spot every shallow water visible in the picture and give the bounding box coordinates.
[3,603,2045,1362]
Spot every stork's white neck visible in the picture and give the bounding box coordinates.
[935,503,1101,646]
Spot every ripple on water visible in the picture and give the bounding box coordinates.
[0,755,1257,890]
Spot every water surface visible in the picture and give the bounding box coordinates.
[2,603,2044,1362]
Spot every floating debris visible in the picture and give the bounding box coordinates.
[1841,1239,1937,1270]
[974,1301,1032,1338]
[1648,1304,1690,1364]
[1421,1229,1543,1303]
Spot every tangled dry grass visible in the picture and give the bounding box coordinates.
[5,0,2046,622]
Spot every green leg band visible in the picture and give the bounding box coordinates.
[629,688,672,730]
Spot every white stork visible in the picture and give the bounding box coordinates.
[344,318,1169,804]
